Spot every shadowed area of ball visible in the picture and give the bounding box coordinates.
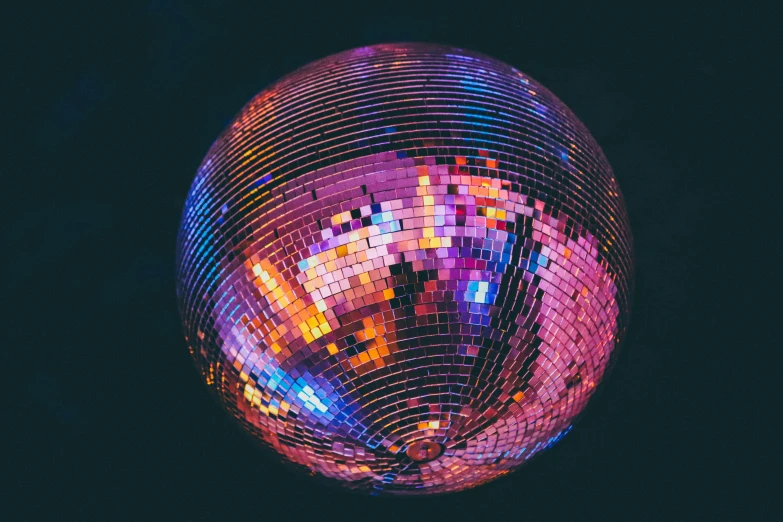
[176,43,633,495]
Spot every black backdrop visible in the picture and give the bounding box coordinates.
[5,2,769,520]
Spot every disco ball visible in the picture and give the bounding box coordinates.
[177,43,633,495]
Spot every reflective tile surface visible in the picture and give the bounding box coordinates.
[177,43,633,494]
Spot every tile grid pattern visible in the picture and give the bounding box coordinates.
[177,43,633,494]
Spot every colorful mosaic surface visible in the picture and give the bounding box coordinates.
[177,43,633,494]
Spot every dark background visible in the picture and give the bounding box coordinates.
[4,2,770,520]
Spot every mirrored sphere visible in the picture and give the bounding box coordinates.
[177,43,633,495]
